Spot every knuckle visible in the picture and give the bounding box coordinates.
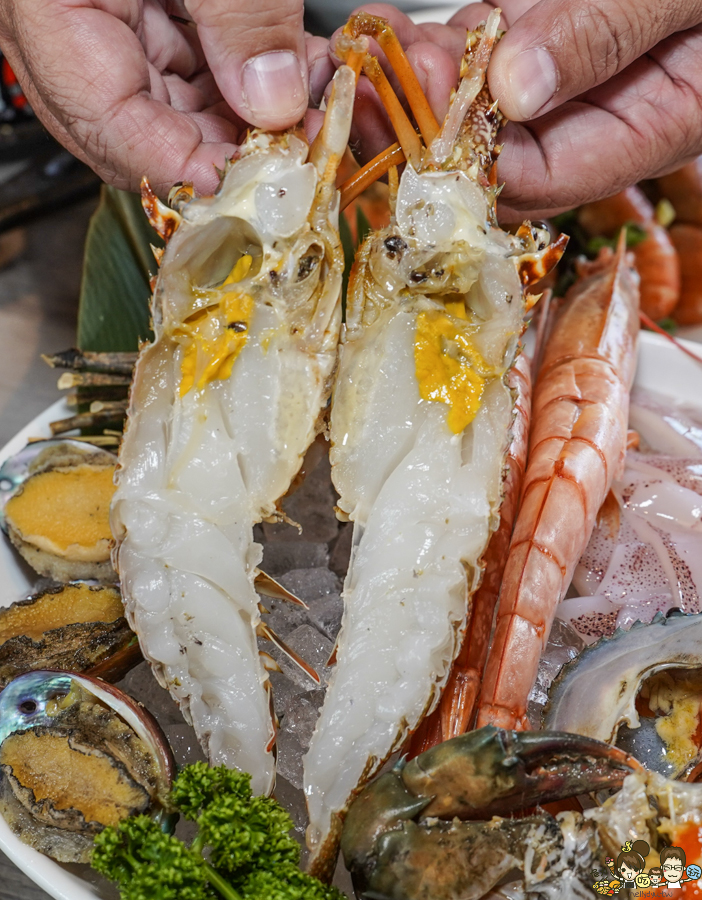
[567,3,639,85]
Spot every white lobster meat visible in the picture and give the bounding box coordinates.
[111,60,359,795]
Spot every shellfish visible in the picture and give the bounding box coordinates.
[0,582,139,687]
[341,726,641,900]
[0,670,174,863]
[544,611,702,779]
[111,55,360,794]
[304,10,566,870]
[1,440,117,583]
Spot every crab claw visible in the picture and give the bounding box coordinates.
[402,725,643,819]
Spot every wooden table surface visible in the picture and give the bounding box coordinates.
[0,180,95,898]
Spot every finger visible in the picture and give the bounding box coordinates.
[405,42,459,125]
[140,0,202,77]
[449,0,538,30]
[306,35,334,108]
[184,0,307,130]
[488,0,702,122]
[3,4,237,195]
[304,108,325,144]
[494,27,702,218]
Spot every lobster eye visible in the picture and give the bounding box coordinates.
[297,245,324,281]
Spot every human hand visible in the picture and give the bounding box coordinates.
[0,0,334,196]
[339,1,702,220]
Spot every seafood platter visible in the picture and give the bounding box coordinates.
[2,9,702,900]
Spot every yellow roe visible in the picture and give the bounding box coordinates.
[414,308,493,433]
[178,254,255,396]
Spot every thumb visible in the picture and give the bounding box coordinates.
[184,0,307,129]
[488,0,702,121]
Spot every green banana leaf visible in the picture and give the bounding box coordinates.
[77,185,368,351]
[77,185,162,352]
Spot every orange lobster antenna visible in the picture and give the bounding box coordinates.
[344,13,440,147]
[359,54,423,167]
[339,142,405,211]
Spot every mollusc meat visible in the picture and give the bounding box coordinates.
[544,612,702,777]
[111,63,357,794]
[0,582,139,687]
[2,441,117,583]
[0,671,173,863]
[304,12,566,868]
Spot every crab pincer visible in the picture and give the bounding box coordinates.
[341,727,642,900]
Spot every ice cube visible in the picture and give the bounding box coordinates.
[263,452,339,544]
[273,624,334,689]
[307,592,344,641]
[262,596,309,639]
[166,723,208,766]
[527,618,585,725]
[118,661,185,728]
[270,670,308,718]
[329,521,353,577]
[281,694,319,749]
[260,541,330,574]
[276,727,305,789]
[273,775,308,837]
[274,567,344,641]
[278,567,341,601]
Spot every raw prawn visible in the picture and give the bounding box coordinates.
[669,224,702,325]
[110,56,360,795]
[406,352,531,756]
[577,186,679,321]
[477,241,640,731]
[656,156,702,228]
[303,10,566,872]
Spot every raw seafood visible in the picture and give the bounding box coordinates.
[407,352,532,755]
[341,727,640,900]
[477,242,640,730]
[304,11,566,871]
[543,612,702,777]
[0,671,174,863]
[1,441,117,582]
[0,582,139,686]
[111,58,359,794]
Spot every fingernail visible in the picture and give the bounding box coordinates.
[242,51,306,122]
[507,47,558,119]
[309,57,331,108]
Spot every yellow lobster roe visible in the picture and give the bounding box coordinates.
[414,305,495,433]
[178,254,254,396]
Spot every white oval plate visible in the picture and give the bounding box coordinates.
[0,332,700,899]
